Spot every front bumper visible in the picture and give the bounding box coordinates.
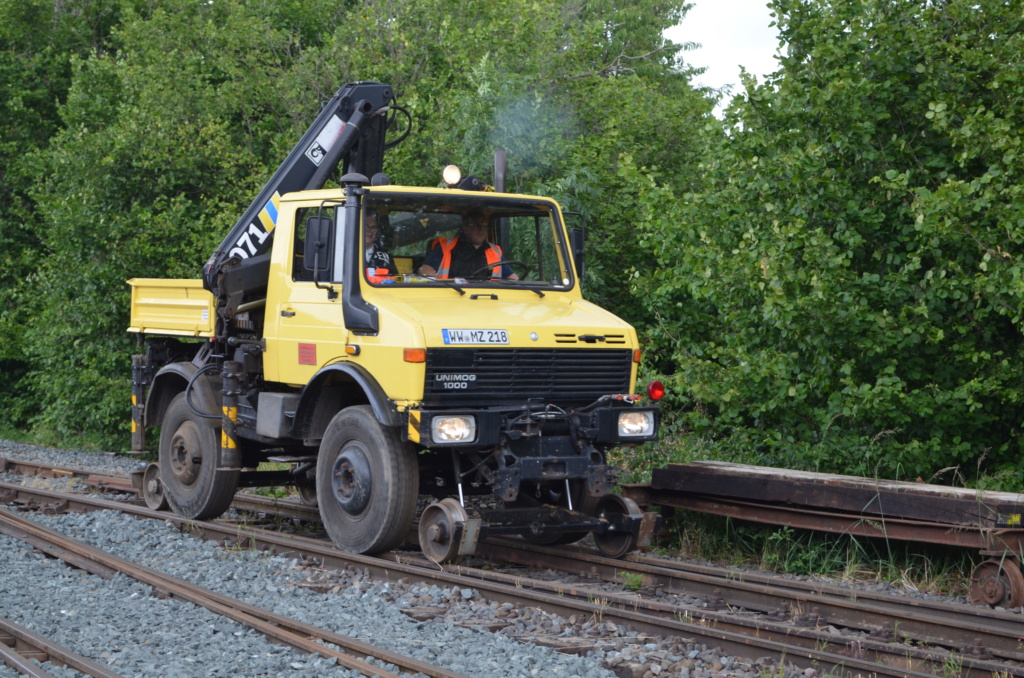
[406,400,658,502]
[406,403,660,449]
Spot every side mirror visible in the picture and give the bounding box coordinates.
[570,227,585,281]
[304,216,333,276]
[564,211,586,283]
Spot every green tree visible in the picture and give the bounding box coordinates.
[10,0,710,448]
[635,0,1024,487]
[20,0,318,443]
[0,0,126,424]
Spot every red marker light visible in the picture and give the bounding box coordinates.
[646,380,665,401]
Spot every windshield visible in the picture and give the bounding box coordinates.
[361,192,574,289]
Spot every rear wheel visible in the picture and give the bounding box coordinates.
[316,405,418,554]
[159,392,238,520]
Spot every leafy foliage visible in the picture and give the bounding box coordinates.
[0,0,127,422]
[9,0,1022,495]
[1,0,706,448]
[633,0,1024,486]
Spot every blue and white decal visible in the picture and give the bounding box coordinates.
[228,191,280,259]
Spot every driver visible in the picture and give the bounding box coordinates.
[418,210,519,280]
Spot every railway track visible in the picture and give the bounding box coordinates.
[4,472,1023,677]
[0,614,123,678]
[0,503,468,678]
[459,541,1024,676]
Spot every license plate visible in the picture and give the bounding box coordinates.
[442,329,509,345]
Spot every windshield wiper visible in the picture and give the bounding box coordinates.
[431,277,466,295]
[490,278,547,297]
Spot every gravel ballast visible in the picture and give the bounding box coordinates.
[1,507,618,678]
[0,441,618,677]
[0,439,148,478]
[4,438,959,678]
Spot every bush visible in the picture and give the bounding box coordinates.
[632,0,1024,488]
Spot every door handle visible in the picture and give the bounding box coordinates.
[281,310,296,317]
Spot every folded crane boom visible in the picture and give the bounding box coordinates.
[201,81,396,293]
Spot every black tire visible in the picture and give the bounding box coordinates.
[159,392,238,520]
[316,405,419,554]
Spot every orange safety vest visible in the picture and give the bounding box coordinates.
[432,237,503,278]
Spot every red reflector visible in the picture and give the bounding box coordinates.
[647,380,665,401]
[298,343,317,365]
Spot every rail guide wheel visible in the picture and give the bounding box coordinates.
[296,481,318,507]
[418,498,469,564]
[593,494,643,559]
[969,558,1024,608]
[141,462,169,511]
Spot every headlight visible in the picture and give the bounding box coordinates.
[617,411,654,437]
[431,415,477,443]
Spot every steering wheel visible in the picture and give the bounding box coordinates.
[467,259,528,279]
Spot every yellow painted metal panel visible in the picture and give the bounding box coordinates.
[126,278,216,337]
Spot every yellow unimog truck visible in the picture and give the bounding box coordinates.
[128,81,661,562]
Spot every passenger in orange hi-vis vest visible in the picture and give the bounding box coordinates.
[418,210,520,280]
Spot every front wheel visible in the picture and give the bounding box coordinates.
[158,392,238,520]
[316,405,419,554]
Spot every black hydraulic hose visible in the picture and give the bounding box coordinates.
[184,363,222,420]
[380,104,412,151]
[459,451,495,479]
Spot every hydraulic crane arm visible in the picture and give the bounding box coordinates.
[202,81,398,292]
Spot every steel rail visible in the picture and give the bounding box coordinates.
[6,472,1023,674]
[0,482,956,678]
[628,546,1024,644]
[0,641,55,678]
[626,474,1024,554]
[228,492,322,523]
[474,538,1024,661]
[5,459,1024,672]
[0,456,322,522]
[0,505,468,678]
[0,457,136,495]
[423,546,1022,678]
[0,615,123,678]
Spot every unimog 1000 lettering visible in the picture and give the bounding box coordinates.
[128,81,662,562]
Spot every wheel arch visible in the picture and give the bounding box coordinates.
[292,362,401,441]
[145,363,221,428]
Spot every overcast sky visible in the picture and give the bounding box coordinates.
[664,0,782,104]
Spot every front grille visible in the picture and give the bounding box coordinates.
[424,347,632,406]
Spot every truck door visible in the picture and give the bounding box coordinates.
[264,206,349,386]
